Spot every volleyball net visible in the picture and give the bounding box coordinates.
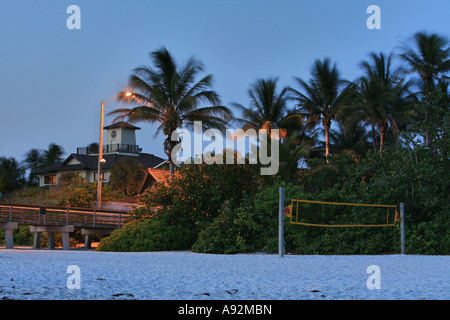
[284,199,401,228]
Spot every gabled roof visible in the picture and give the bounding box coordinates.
[103,121,141,130]
[32,153,165,175]
[138,168,179,194]
[144,168,173,182]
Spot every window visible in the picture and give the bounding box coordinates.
[94,171,108,181]
[44,175,56,185]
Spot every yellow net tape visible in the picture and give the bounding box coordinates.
[285,199,400,228]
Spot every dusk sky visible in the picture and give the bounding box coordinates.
[1,0,449,163]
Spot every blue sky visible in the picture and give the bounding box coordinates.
[1,0,449,162]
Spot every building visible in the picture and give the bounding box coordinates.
[33,121,167,187]
[138,168,180,194]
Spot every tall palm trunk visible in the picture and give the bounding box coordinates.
[323,118,331,162]
[371,122,377,153]
[291,59,346,165]
[164,132,176,180]
[423,88,432,146]
[379,121,388,153]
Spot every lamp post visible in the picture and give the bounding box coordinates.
[97,91,132,209]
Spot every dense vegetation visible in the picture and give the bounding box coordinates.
[2,30,449,254]
[97,31,449,255]
[97,156,261,251]
[97,92,449,254]
[97,131,449,254]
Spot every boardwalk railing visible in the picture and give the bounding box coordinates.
[0,203,131,229]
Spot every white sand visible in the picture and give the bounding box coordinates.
[0,250,448,300]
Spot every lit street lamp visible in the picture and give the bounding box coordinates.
[97,91,132,209]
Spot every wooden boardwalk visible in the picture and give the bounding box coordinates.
[0,203,131,250]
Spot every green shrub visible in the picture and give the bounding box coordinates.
[14,225,33,245]
[191,197,257,254]
[45,172,124,208]
[0,225,33,246]
[407,221,449,255]
[136,161,261,221]
[96,216,197,252]
[192,181,303,254]
[100,140,448,255]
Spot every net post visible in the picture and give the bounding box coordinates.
[400,203,405,254]
[279,187,284,258]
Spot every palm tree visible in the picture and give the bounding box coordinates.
[0,157,25,194]
[280,107,323,162]
[290,58,351,162]
[87,142,99,154]
[109,48,233,177]
[347,75,411,153]
[232,77,311,178]
[339,52,412,154]
[399,32,450,146]
[359,52,412,152]
[437,79,450,112]
[109,158,144,195]
[399,31,450,96]
[232,77,295,137]
[360,52,406,88]
[23,148,44,185]
[328,120,371,160]
[43,143,64,166]
[277,132,310,182]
